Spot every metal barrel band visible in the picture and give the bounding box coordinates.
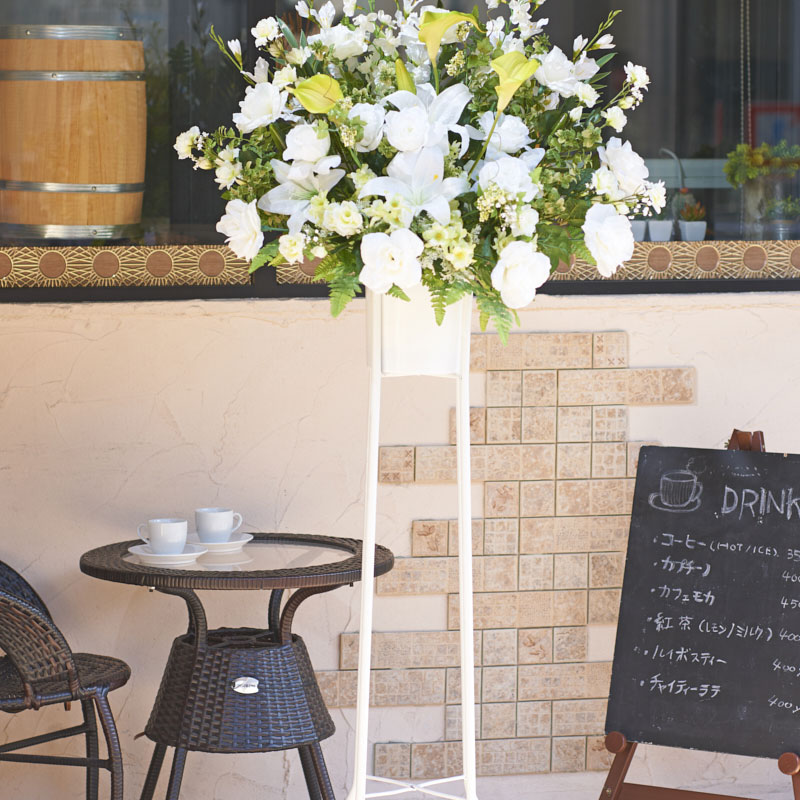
[0,25,139,40]
[0,70,145,81]
[0,223,138,240]
[0,180,145,194]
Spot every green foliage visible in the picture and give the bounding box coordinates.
[764,195,800,220]
[724,141,800,187]
[329,274,362,316]
[249,240,281,273]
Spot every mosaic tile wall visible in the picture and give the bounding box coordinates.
[316,331,696,779]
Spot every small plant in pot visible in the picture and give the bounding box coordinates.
[762,195,800,241]
[678,200,706,241]
[647,201,674,242]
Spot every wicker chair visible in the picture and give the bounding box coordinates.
[0,560,130,799]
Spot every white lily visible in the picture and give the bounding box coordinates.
[258,156,345,234]
[383,82,473,156]
[359,147,468,225]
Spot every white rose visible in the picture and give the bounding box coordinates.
[590,165,622,200]
[272,65,297,89]
[251,17,281,47]
[359,229,424,293]
[323,201,363,237]
[575,82,599,107]
[582,203,635,278]
[174,126,200,159]
[385,106,429,152]
[233,82,287,133]
[349,103,385,152]
[603,106,627,132]
[511,205,540,237]
[573,54,599,81]
[308,24,367,59]
[534,46,578,98]
[478,157,537,202]
[216,199,264,262]
[491,241,551,308]
[624,62,650,89]
[597,138,648,196]
[278,233,307,264]
[283,124,330,162]
[474,112,532,157]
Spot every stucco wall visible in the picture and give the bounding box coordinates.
[0,292,797,799]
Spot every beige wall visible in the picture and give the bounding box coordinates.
[0,292,797,798]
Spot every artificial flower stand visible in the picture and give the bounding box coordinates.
[345,284,479,800]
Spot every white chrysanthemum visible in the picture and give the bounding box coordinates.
[279,233,307,264]
[491,241,551,308]
[251,17,281,47]
[216,199,264,261]
[233,83,288,133]
[174,126,200,159]
[582,203,634,277]
[359,229,424,293]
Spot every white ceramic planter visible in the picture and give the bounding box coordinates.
[679,220,707,242]
[631,220,647,242]
[648,220,674,242]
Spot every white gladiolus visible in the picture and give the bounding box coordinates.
[216,199,264,261]
[359,229,424,293]
[314,1,337,28]
[227,39,241,57]
[534,46,579,98]
[569,106,583,123]
[323,201,364,236]
[491,241,551,308]
[624,62,650,89]
[595,33,614,49]
[603,106,627,132]
[174,126,200,159]
[597,137,648,196]
[511,205,540,237]
[343,0,357,15]
[283,124,330,162]
[233,82,288,133]
[573,34,588,54]
[348,103,385,152]
[278,233,307,264]
[582,203,634,277]
[478,156,538,202]
[251,17,281,47]
[295,0,310,17]
[575,82,599,107]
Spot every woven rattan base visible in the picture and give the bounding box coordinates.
[145,628,334,753]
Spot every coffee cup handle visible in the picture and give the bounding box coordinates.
[691,483,703,503]
[231,513,243,535]
[137,523,149,544]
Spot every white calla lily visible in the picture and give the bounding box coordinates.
[359,147,468,225]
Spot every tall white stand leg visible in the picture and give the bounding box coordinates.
[346,290,479,800]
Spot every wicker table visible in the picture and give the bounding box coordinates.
[80,533,394,800]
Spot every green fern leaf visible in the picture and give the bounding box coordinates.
[329,274,360,317]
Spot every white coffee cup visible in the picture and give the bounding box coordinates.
[195,508,243,543]
[137,518,188,555]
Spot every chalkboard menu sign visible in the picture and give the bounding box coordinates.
[607,445,800,760]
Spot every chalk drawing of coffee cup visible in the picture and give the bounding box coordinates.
[649,469,702,513]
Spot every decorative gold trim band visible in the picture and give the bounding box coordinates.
[0,180,145,193]
[0,70,145,81]
[0,223,139,240]
[0,25,138,40]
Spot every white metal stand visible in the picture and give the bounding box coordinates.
[346,288,479,800]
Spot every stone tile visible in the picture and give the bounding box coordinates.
[483,518,519,554]
[377,557,450,595]
[521,444,556,480]
[522,406,557,443]
[555,480,590,516]
[556,371,594,406]
[592,442,628,478]
[557,443,592,479]
[471,334,488,371]
[627,367,696,405]
[316,670,340,708]
[379,446,415,482]
[486,407,521,443]
[486,370,522,406]
[520,516,629,554]
[627,441,658,477]
[448,406,487,445]
[411,741,463,780]
[520,481,556,517]
[328,669,446,707]
[552,737,586,772]
[558,370,629,406]
[524,333,593,369]
[554,554,588,589]
[552,699,607,736]
[481,702,518,739]
[557,480,629,516]
[484,444,523,480]
[662,367,696,403]
[587,735,615,771]
[553,590,587,626]
[445,665,482,704]
[481,556,519,592]
[590,553,624,588]
[593,332,628,368]
[522,371,558,406]
[450,592,555,630]
[477,737,551,776]
[519,555,554,591]
[412,520,449,557]
[486,334,525,370]
[625,368,660,405]
[415,446,456,482]
[445,701,481,740]
[518,662,612,701]
[483,628,518,666]
[374,743,411,779]
[517,701,552,737]
[557,406,593,442]
[589,589,622,624]
[340,631,460,670]
[518,628,553,664]
[554,627,588,662]
[448,518,485,556]
[485,481,520,518]
[593,406,628,442]
[482,666,518,702]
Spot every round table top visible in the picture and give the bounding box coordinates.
[80,532,394,591]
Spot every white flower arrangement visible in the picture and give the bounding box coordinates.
[177,2,663,338]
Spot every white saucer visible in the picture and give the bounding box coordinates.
[199,552,254,571]
[186,532,253,554]
[648,493,701,514]
[128,543,208,567]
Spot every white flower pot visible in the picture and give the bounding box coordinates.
[366,283,472,377]
[679,220,707,242]
[630,220,647,242]
[647,220,674,242]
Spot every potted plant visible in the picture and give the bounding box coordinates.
[174,2,663,341]
[648,201,674,241]
[762,195,800,240]
[678,201,706,241]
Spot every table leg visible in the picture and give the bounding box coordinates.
[139,742,167,800]
[299,742,335,800]
[165,747,187,800]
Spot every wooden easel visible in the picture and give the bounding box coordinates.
[600,429,800,800]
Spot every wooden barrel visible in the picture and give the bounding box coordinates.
[0,25,146,241]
